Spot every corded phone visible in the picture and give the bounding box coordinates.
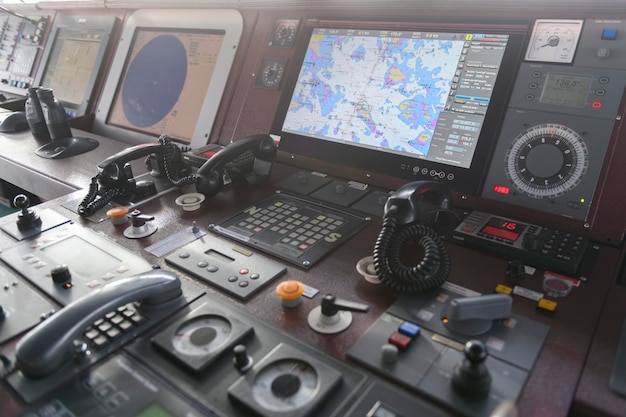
[373,180,456,295]
[14,269,182,379]
[78,134,277,217]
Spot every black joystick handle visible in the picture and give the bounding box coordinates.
[320,294,370,317]
[14,194,42,231]
[233,344,253,372]
[451,339,492,397]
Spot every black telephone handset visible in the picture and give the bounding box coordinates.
[374,181,454,295]
[15,270,182,379]
[195,134,277,197]
[78,137,191,217]
[96,142,163,192]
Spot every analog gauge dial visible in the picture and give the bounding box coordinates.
[251,358,319,412]
[171,315,232,356]
[256,57,287,90]
[525,19,584,63]
[504,123,588,199]
[269,19,300,48]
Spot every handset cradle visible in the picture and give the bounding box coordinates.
[195,134,277,197]
[15,269,182,379]
[77,139,191,217]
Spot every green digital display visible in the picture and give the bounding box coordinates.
[135,403,175,417]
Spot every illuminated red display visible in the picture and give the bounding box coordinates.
[480,217,526,241]
[493,185,510,194]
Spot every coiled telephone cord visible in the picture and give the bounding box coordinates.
[158,135,197,187]
[373,209,451,294]
[77,177,127,217]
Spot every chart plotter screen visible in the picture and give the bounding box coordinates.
[274,22,526,194]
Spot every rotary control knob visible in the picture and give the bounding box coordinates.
[51,264,72,284]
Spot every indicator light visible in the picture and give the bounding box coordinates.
[493,185,510,194]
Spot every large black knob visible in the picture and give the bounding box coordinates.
[451,340,492,397]
[51,264,72,284]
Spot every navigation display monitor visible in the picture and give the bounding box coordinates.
[273,22,525,194]
[34,14,119,117]
[93,9,243,148]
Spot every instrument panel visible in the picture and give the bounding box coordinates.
[2,5,626,417]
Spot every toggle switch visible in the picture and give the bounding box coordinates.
[307,294,369,334]
[442,294,512,336]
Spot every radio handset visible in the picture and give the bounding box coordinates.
[195,134,277,198]
[78,138,191,217]
[15,270,182,379]
[373,181,454,294]
[96,142,162,193]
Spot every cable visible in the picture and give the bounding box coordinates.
[373,206,451,294]
[158,135,197,187]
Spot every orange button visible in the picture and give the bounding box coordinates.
[276,280,305,300]
[106,206,129,219]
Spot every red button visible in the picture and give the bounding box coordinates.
[389,332,412,350]
[239,269,249,275]
[591,101,603,109]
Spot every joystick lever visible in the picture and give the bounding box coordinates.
[452,339,492,397]
[442,293,512,336]
[14,194,41,231]
[307,294,369,334]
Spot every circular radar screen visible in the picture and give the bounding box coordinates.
[122,34,187,127]
[504,123,588,199]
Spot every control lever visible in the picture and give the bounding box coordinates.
[442,294,512,336]
[307,294,369,334]
[14,194,42,231]
[451,339,492,397]
[233,344,253,373]
[123,210,157,239]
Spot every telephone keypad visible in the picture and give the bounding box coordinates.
[80,304,145,351]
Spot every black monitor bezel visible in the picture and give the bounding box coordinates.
[271,19,527,195]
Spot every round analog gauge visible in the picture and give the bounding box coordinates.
[525,19,584,63]
[256,58,287,90]
[504,123,588,199]
[171,315,232,356]
[251,358,319,412]
[269,19,299,48]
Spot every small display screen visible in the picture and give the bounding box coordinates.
[135,403,175,417]
[41,28,106,109]
[40,235,122,276]
[480,217,526,241]
[540,72,592,108]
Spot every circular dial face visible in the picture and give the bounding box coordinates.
[525,20,583,63]
[269,19,299,48]
[504,123,588,199]
[260,59,286,89]
[251,358,319,412]
[171,315,232,356]
[256,57,288,90]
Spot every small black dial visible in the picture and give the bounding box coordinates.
[256,57,287,90]
[269,19,300,48]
